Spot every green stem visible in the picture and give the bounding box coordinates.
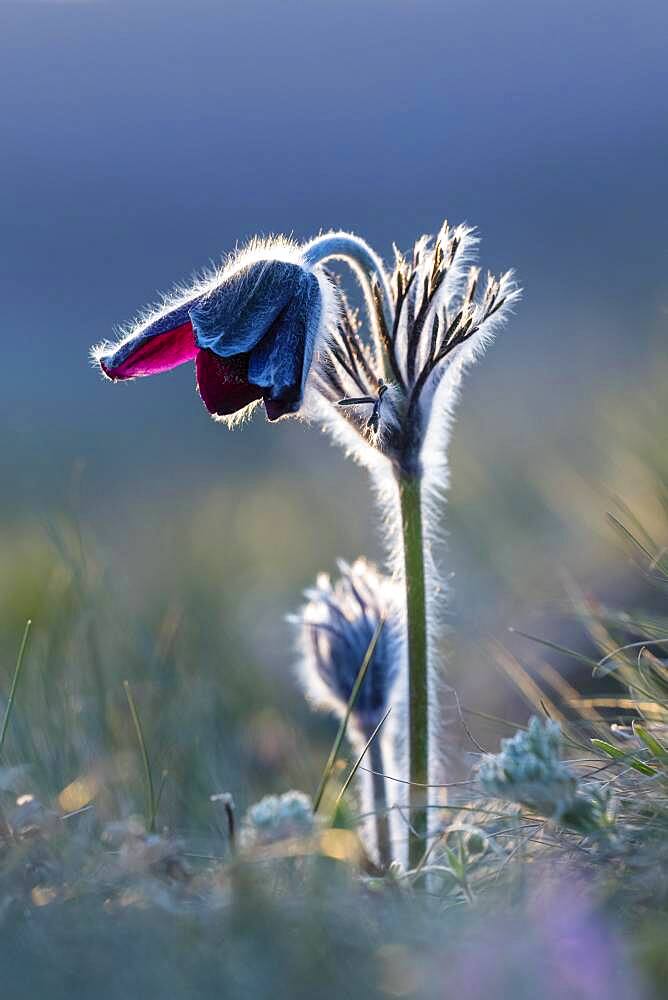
[333,707,392,868]
[397,474,429,868]
[0,620,32,759]
[368,730,392,869]
[123,680,156,833]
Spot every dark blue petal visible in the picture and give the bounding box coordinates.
[189,260,307,358]
[247,269,321,408]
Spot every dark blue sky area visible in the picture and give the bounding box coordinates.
[0,0,666,511]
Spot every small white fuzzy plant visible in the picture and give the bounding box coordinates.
[92,220,520,870]
[478,717,614,836]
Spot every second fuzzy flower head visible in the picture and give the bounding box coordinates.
[292,558,403,739]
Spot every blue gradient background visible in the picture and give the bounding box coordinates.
[0,0,666,627]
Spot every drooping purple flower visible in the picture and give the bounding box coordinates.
[92,241,335,422]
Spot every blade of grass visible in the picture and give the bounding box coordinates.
[533,657,608,735]
[632,721,668,760]
[508,628,601,671]
[313,616,384,813]
[606,512,656,564]
[461,708,529,732]
[490,642,589,750]
[490,642,568,725]
[596,607,668,640]
[591,738,658,776]
[596,637,668,676]
[636,649,668,714]
[335,707,391,809]
[562,696,665,717]
[609,497,658,554]
[0,620,32,759]
[123,680,156,832]
[154,769,169,816]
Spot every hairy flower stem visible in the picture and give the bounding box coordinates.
[302,232,394,365]
[397,473,429,868]
[368,731,392,869]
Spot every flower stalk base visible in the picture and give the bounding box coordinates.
[398,473,429,869]
[368,734,392,868]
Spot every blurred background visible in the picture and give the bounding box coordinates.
[0,0,666,824]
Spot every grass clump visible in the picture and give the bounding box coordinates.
[3,440,668,998]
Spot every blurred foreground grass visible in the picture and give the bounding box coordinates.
[1,358,668,997]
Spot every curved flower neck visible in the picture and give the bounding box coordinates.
[302,231,394,335]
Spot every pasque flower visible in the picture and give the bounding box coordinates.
[92,239,336,422]
[308,222,520,867]
[311,222,520,478]
[93,220,519,869]
[292,558,402,737]
[291,558,403,867]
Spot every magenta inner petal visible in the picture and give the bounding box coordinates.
[101,322,198,380]
[196,350,263,416]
